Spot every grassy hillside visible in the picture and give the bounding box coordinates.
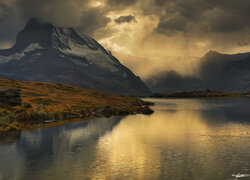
[0,78,153,130]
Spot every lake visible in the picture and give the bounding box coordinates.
[0,98,250,180]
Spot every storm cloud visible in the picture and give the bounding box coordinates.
[77,8,111,36]
[1,0,250,78]
[107,0,137,6]
[12,0,90,27]
[153,0,250,35]
[114,15,136,24]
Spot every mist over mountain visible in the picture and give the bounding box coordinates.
[199,51,250,81]
[145,70,205,93]
[0,19,151,96]
[146,51,250,93]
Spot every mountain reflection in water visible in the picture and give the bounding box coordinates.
[0,98,250,180]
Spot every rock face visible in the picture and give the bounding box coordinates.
[0,19,151,96]
[0,86,21,106]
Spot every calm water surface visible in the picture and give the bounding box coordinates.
[0,98,250,180]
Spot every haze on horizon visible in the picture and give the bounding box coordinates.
[1,0,250,79]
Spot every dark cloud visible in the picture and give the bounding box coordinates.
[206,9,247,33]
[1,0,250,76]
[1,0,250,41]
[114,15,136,24]
[77,8,111,36]
[0,0,138,43]
[12,0,90,27]
[153,0,250,35]
[156,16,187,36]
[0,1,24,47]
[0,0,111,44]
[0,1,8,19]
[107,0,137,6]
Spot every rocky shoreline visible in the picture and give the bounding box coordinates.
[149,90,241,98]
[13,100,154,130]
[0,100,154,131]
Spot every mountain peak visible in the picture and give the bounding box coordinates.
[14,19,55,51]
[0,19,151,96]
[13,19,99,52]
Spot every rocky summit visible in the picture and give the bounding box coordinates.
[0,19,151,96]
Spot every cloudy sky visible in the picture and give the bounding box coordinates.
[1,0,250,79]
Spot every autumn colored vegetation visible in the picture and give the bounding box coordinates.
[0,78,153,130]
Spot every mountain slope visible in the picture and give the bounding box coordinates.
[146,51,250,93]
[0,19,150,96]
[208,56,250,92]
[199,50,250,81]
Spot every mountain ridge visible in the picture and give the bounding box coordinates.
[146,50,250,93]
[0,19,151,96]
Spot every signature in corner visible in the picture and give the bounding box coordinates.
[232,173,250,179]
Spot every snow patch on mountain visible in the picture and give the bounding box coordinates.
[0,53,23,64]
[23,43,44,53]
[52,27,119,72]
[52,28,69,48]
[53,27,97,50]
[61,41,119,72]
[70,59,89,67]
[32,53,42,56]
[0,43,44,64]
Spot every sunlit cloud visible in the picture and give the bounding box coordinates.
[1,0,250,78]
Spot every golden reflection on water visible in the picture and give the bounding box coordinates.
[1,99,250,180]
[91,99,250,179]
[92,110,208,179]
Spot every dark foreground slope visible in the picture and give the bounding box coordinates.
[0,78,153,130]
[0,19,150,96]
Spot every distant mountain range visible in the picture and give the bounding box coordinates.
[146,51,250,93]
[145,70,206,93]
[0,19,151,96]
